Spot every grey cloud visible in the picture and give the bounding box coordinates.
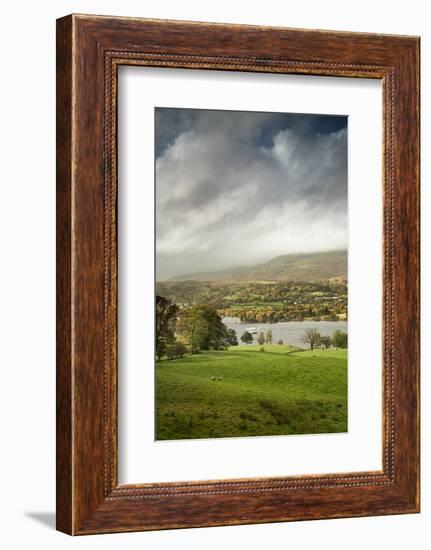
[155,108,347,279]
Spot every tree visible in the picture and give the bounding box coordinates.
[241,331,253,345]
[302,328,321,350]
[277,339,284,345]
[155,295,178,360]
[320,335,332,349]
[175,342,188,357]
[265,330,273,344]
[224,328,238,347]
[257,331,265,345]
[176,310,209,354]
[332,330,348,349]
[196,305,229,350]
[166,342,188,360]
[176,305,229,353]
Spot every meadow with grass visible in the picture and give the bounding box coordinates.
[156,344,347,440]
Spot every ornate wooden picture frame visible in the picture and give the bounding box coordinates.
[56,14,420,535]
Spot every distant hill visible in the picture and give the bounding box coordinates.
[166,250,347,283]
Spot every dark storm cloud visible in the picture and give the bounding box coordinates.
[155,108,347,159]
[155,108,347,280]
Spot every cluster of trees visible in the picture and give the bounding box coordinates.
[176,304,238,353]
[258,330,272,345]
[238,328,348,350]
[301,328,348,350]
[156,280,348,322]
[232,306,344,324]
[156,296,238,360]
[240,330,273,345]
[155,295,348,360]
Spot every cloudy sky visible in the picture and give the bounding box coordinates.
[155,107,347,280]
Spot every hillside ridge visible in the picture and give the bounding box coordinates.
[165,250,347,283]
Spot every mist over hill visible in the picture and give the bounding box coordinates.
[165,250,347,284]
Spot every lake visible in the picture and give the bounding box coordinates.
[222,317,348,348]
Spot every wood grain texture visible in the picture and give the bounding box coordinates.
[56,15,73,535]
[56,14,420,535]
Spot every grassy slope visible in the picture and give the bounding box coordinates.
[156,346,347,440]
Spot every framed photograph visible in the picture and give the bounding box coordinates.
[56,14,420,535]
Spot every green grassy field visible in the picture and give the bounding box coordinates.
[155,345,347,440]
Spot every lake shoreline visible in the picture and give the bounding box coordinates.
[222,317,348,348]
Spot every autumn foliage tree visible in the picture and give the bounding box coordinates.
[257,331,265,345]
